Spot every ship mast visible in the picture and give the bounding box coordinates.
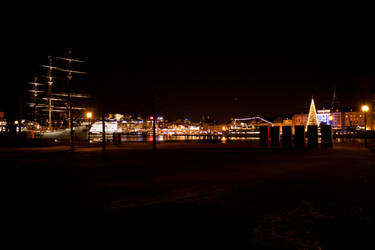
[32,76,40,123]
[27,77,45,128]
[32,77,38,121]
[30,49,87,146]
[47,56,53,130]
[55,48,86,152]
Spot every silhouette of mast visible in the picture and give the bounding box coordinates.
[27,76,45,124]
[47,56,53,129]
[39,56,62,129]
[55,48,86,152]
[28,50,87,143]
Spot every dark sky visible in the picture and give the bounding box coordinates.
[2,12,375,122]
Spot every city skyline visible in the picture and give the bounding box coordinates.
[3,6,375,123]
[2,48,374,122]
[3,10,375,247]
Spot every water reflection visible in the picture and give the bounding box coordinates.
[334,138,365,144]
[90,134,263,143]
[333,137,375,148]
[119,135,370,143]
[88,133,374,147]
[122,135,225,142]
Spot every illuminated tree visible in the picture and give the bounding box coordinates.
[307,97,318,126]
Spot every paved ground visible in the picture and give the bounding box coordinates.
[2,142,375,248]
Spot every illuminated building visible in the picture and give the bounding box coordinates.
[114,114,124,121]
[292,113,308,126]
[343,112,367,130]
[317,109,332,125]
[0,111,6,132]
[330,112,344,129]
[89,120,119,134]
[291,95,374,131]
[293,98,334,128]
[273,118,293,127]
[292,110,374,130]
[325,110,372,130]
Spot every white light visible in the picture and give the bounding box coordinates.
[361,105,369,112]
[89,121,118,133]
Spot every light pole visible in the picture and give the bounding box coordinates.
[361,105,369,148]
[328,115,333,123]
[86,112,92,147]
[152,92,157,151]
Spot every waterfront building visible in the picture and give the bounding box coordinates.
[317,109,332,126]
[89,120,119,134]
[330,112,344,129]
[292,110,373,130]
[343,112,373,130]
[291,94,374,131]
[292,113,308,127]
[0,111,6,132]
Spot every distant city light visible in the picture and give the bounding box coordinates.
[361,105,369,112]
[90,120,118,133]
[317,109,332,125]
[114,113,124,121]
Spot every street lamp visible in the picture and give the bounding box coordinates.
[86,112,93,147]
[328,115,333,125]
[361,105,369,148]
[86,112,93,119]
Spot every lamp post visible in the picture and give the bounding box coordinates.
[328,115,333,124]
[86,112,92,120]
[86,112,92,147]
[361,105,369,148]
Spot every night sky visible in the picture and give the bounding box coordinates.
[2,13,375,122]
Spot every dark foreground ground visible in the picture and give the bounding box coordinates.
[2,142,375,248]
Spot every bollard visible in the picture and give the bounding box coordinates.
[294,126,305,149]
[270,126,280,147]
[321,125,333,148]
[113,132,121,146]
[27,130,35,139]
[281,126,292,148]
[307,125,318,148]
[259,126,269,147]
[118,133,122,146]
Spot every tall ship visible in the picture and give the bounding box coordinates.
[25,49,89,140]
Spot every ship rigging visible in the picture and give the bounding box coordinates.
[26,48,89,151]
